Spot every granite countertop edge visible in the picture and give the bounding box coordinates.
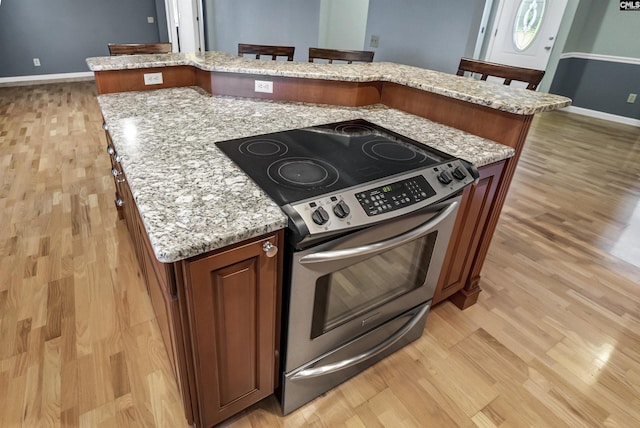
[87,52,571,116]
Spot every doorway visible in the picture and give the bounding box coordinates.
[484,0,568,72]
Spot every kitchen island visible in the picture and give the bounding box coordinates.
[87,52,570,428]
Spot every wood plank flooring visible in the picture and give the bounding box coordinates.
[1,82,639,427]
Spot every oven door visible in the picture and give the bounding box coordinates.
[283,196,460,374]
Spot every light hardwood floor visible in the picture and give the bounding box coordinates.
[1,82,639,427]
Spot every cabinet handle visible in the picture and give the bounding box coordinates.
[111,167,122,177]
[114,154,122,163]
[262,241,278,257]
[115,198,124,207]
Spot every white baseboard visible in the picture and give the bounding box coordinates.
[0,71,94,86]
[562,106,640,127]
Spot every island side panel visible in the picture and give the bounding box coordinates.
[208,72,383,107]
[94,66,197,94]
[452,115,533,309]
[380,82,527,146]
[433,160,505,304]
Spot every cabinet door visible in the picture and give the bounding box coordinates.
[184,234,280,427]
[433,161,505,304]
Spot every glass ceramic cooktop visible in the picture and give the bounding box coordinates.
[215,119,451,206]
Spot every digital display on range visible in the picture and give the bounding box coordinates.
[355,175,436,216]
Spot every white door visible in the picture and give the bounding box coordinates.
[165,0,201,52]
[485,0,567,71]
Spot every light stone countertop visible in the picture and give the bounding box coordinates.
[87,51,571,116]
[98,86,515,263]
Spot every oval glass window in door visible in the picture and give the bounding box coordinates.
[513,0,546,51]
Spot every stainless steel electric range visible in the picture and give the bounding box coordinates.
[216,119,478,414]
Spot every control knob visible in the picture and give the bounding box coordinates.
[333,200,350,218]
[437,170,453,185]
[311,206,330,225]
[452,166,467,180]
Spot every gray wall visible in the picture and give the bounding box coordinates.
[565,0,640,58]
[550,58,640,119]
[202,0,484,70]
[563,0,604,54]
[202,0,321,62]
[550,0,640,119]
[0,0,162,77]
[364,0,485,73]
[155,0,170,44]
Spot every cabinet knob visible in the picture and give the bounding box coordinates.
[262,241,278,258]
[111,167,122,177]
[107,145,115,155]
[102,122,109,131]
[115,198,124,207]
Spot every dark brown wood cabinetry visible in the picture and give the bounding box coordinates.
[433,160,505,305]
[104,126,283,427]
[179,235,281,427]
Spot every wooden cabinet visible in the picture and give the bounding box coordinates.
[104,123,283,427]
[180,234,282,428]
[433,160,505,305]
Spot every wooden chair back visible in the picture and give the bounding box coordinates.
[237,43,295,61]
[456,58,545,90]
[108,43,172,56]
[308,48,375,64]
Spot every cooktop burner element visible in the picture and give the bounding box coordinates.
[239,139,288,157]
[362,139,427,163]
[268,157,339,189]
[215,119,478,245]
[333,122,376,136]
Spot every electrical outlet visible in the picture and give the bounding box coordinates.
[143,72,163,85]
[147,16,154,24]
[33,58,41,67]
[627,93,637,104]
[370,35,380,48]
[254,80,273,93]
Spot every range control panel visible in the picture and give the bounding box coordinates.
[355,175,437,216]
[287,159,477,237]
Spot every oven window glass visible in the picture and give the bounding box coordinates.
[310,232,437,339]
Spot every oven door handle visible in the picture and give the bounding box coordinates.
[299,200,458,265]
[290,303,430,380]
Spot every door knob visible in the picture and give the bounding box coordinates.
[263,241,278,257]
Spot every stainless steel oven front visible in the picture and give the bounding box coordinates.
[279,195,460,414]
